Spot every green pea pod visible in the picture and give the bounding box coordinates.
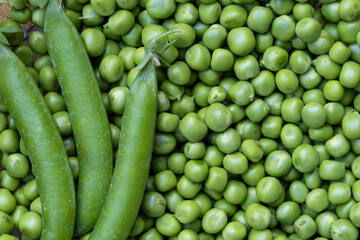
[88,31,179,240]
[0,43,75,239]
[44,0,113,235]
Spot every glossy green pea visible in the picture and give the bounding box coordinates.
[33,55,52,72]
[280,123,303,149]
[156,213,181,237]
[219,5,247,30]
[139,228,164,240]
[108,86,129,114]
[167,61,191,86]
[52,111,72,137]
[336,197,356,219]
[241,139,263,163]
[30,8,45,28]
[215,128,241,154]
[216,78,237,99]
[276,201,301,225]
[281,98,303,123]
[0,189,16,214]
[274,38,292,52]
[117,47,136,71]
[0,129,19,154]
[326,134,350,158]
[322,80,344,101]
[204,103,232,133]
[99,55,125,83]
[250,70,275,97]
[81,4,104,26]
[227,27,255,56]
[122,24,142,47]
[338,0,360,21]
[198,68,222,86]
[349,202,360,227]
[184,159,208,183]
[154,170,177,193]
[260,46,288,72]
[177,175,202,199]
[289,50,311,74]
[234,55,259,81]
[159,80,184,101]
[308,124,333,142]
[256,177,282,204]
[137,10,159,28]
[292,36,307,50]
[240,187,260,211]
[342,112,360,139]
[202,145,223,168]
[192,82,211,107]
[207,86,226,104]
[271,15,295,42]
[204,167,228,192]
[338,20,360,44]
[242,162,265,187]
[245,99,269,123]
[229,81,254,106]
[167,153,187,175]
[81,28,106,57]
[341,88,357,106]
[236,119,261,141]
[210,49,234,72]
[156,112,179,133]
[202,24,227,51]
[174,3,198,25]
[299,67,322,90]
[0,211,14,235]
[308,30,334,55]
[13,185,31,206]
[339,61,360,88]
[245,203,271,230]
[29,31,47,55]
[264,92,284,116]
[162,189,183,214]
[259,138,277,157]
[192,21,210,39]
[198,2,221,24]
[192,193,212,218]
[269,0,294,14]
[294,215,317,239]
[275,69,299,94]
[223,152,248,175]
[185,44,211,71]
[255,32,274,54]
[23,179,39,201]
[11,205,28,229]
[153,132,176,155]
[214,199,236,218]
[329,182,351,204]
[305,188,329,213]
[261,116,283,139]
[321,2,341,23]
[289,180,309,204]
[231,211,250,231]
[314,211,338,239]
[324,102,344,125]
[0,170,20,192]
[4,153,29,179]
[174,200,200,224]
[292,144,319,173]
[221,222,246,240]
[247,6,273,33]
[293,3,314,20]
[13,45,34,66]
[222,180,246,205]
[145,0,176,19]
[264,150,292,177]
[295,18,321,43]
[302,102,327,128]
[39,65,59,92]
[169,23,196,49]
[171,95,195,119]
[202,208,227,234]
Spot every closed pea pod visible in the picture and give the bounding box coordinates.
[44,0,113,235]
[0,43,75,239]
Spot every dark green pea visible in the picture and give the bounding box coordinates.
[326,133,350,158]
[52,111,72,137]
[247,6,273,33]
[260,46,289,72]
[245,203,271,230]
[271,15,295,42]
[13,45,34,66]
[29,31,47,55]
[0,170,20,192]
[153,132,176,155]
[177,175,202,199]
[292,36,307,50]
[156,112,179,133]
[202,24,227,51]
[255,32,274,54]
[227,27,256,56]
[169,23,196,49]
[0,211,14,235]
[183,219,202,233]
[341,88,356,106]
[90,0,115,16]
[289,180,309,204]
[39,65,59,92]
[259,138,278,157]
[159,80,183,101]
[276,201,301,225]
[81,3,104,25]
[329,182,351,204]
[294,215,317,239]
[261,116,283,139]
[198,2,221,25]
[168,61,191,86]
[11,205,28,229]
[43,92,66,114]
[321,2,341,23]
[192,82,211,107]
[280,123,303,149]
[137,10,159,28]
[34,55,52,72]
[240,186,260,211]
[292,144,319,173]
[150,155,167,175]
[229,81,255,106]
[192,21,210,39]
[242,162,265,187]
[323,22,339,41]
[338,19,360,44]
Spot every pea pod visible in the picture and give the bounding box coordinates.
[0,43,75,239]
[88,31,178,240]
[44,0,113,235]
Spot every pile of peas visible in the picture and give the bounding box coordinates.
[1,0,360,239]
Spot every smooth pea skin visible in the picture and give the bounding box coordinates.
[81,28,106,57]
[227,27,255,56]
[175,200,201,224]
[292,144,319,173]
[204,103,232,132]
[19,211,43,239]
[331,219,358,240]
[319,160,345,180]
[294,215,317,239]
[156,213,182,237]
[179,112,208,142]
[222,222,247,240]
[245,203,271,230]
[202,208,228,234]
[256,177,282,204]
[261,46,289,72]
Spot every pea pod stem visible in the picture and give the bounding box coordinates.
[44,0,113,235]
[0,43,75,240]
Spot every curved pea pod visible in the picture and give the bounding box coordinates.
[0,43,75,240]
[44,0,113,235]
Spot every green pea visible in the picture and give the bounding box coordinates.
[0,211,14,235]
[222,152,247,174]
[280,123,303,149]
[204,167,228,192]
[326,134,350,158]
[264,150,292,177]
[160,79,184,101]
[264,92,284,116]
[245,203,271,230]
[295,17,321,43]
[223,180,247,205]
[340,61,360,88]
[163,189,183,214]
[294,215,317,239]
[276,201,301,225]
[261,116,282,139]
[227,27,256,56]
[245,99,269,123]
[156,112,179,133]
[259,138,278,157]
[207,86,227,104]
[10,6,31,24]
[202,24,227,51]
[338,19,360,44]
[175,200,201,224]
[140,192,166,218]
[0,188,16,214]
[185,44,211,71]
[313,54,342,80]
[269,0,294,14]
[305,188,329,213]
[247,6,273,33]
[81,28,106,57]
[156,213,181,237]
[198,2,221,24]
[184,160,208,183]
[29,31,47,55]
[0,129,19,154]
[256,177,282,204]
[331,219,359,240]
[204,103,232,133]
[11,205,28,229]
[201,208,227,234]
[329,182,351,205]
[193,193,212,217]
[256,32,274,54]
[307,30,334,55]
[289,50,311,74]
[229,81,255,106]
[275,69,299,94]
[202,145,223,167]
[0,19,23,46]
[292,144,319,173]
[234,55,259,81]
[177,175,202,199]
[242,162,265,187]
[174,3,198,25]
[154,170,177,192]
[260,46,289,72]
[251,70,275,97]
[198,68,222,86]
[222,222,247,240]
[219,5,247,30]
[336,197,356,219]
[19,211,43,239]
[179,113,208,142]
[23,179,38,201]
[169,23,196,49]
[241,139,263,163]
[298,67,321,90]
[271,15,295,42]
[171,95,196,119]
[211,48,234,72]
[353,180,360,201]
[13,45,34,66]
